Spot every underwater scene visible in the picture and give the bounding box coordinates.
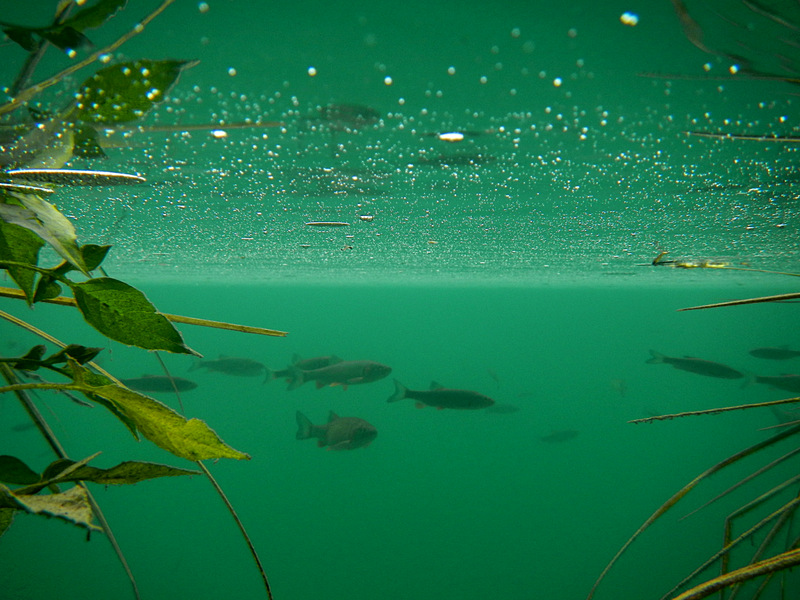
[0,1,799,599]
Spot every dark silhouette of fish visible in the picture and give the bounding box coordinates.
[268,354,342,381]
[749,347,800,360]
[121,375,198,392]
[287,360,391,390]
[646,350,744,379]
[388,380,495,410]
[317,103,380,131]
[540,430,579,443]
[190,356,267,377]
[295,410,377,450]
[754,374,800,394]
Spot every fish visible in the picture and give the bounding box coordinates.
[287,360,391,390]
[646,350,744,379]
[749,347,800,360]
[317,103,381,131]
[754,374,800,394]
[387,380,495,410]
[190,356,267,377]
[268,354,343,380]
[121,375,198,392]
[540,429,580,443]
[295,410,377,450]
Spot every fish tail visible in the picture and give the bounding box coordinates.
[262,368,275,384]
[295,411,313,440]
[741,372,757,389]
[646,349,665,364]
[387,379,408,403]
[287,365,304,390]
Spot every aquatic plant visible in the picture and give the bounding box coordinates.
[0,2,283,598]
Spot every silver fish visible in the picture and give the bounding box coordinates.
[295,410,377,450]
[287,360,391,390]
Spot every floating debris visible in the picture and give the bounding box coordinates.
[305,221,350,227]
[5,168,146,186]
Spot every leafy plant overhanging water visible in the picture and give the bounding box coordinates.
[0,1,280,598]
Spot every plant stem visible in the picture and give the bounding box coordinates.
[0,363,141,600]
[629,397,800,424]
[196,461,274,599]
[0,285,288,337]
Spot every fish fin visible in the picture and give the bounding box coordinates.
[387,379,408,403]
[430,381,445,390]
[262,368,274,384]
[415,402,425,409]
[295,411,313,440]
[741,372,756,389]
[330,355,344,364]
[291,353,304,364]
[328,411,340,422]
[286,366,304,391]
[646,350,665,364]
[316,380,327,389]
[318,440,327,448]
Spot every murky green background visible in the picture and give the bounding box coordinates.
[1,0,799,599]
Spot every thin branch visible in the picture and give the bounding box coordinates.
[629,397,800,424]
[679,293,800,311]
[195,461,273,599]
[0,285,288,337]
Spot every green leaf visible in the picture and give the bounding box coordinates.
[81,244,111,271]
[62,0,128,34]
[40,458,199,486]
[0,219,43,305]
[67,360,249,461]
[0,455,40,485]
[0,508,14,538]
[0,193,86,273]
[43,344,104,366]
[73,59,197,124]
[9,344,47,371]
[71,277,198,355]
[0,483,99,531]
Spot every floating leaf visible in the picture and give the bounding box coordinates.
[0,483,99,531]
[72,59,197,124]
[0,219,43,304]
[67,360,249,461]
[0,193,87,273]
[0,455,40,485]
[71,277,198,354]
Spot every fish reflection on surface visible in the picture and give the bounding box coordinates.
[295,410,377,450]
[646,350,744,379]
[540,430,579,443]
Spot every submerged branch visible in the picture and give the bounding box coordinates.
[679,293,800,311]
[0,363,141,600]
[196,461,273,599]
[629,397,800,423]
[0,286,288,337]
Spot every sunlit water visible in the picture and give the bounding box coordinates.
[1,0,799,599]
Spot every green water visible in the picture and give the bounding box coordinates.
[1,0,800,598]
[2,281,800,599]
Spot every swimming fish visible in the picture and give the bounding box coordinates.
[540,430,580,443]
[268,354,343,380]
[754,374,800,394]
[190,356,267,377]
[749,347,800,360]
[387,380,495,410]
[287,360,392,390]
[646,350,744,379]
[485,403,520,414]
[295,410,377,450]
[121,375,198,392]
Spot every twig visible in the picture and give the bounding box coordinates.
[629,397,800,424]
[0,285,288,337]
[195,461,274,599]
[0,362,141,600]
[679,293,800,311]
